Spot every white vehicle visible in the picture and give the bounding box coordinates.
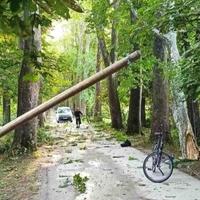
[56,107,73,123]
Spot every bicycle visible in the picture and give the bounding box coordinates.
[143,132,174,183]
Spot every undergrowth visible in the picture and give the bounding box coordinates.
[92,121,181,157]
[37,127,54,146]
[0,133,13,154]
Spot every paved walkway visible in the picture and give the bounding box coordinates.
[35,121,200,200]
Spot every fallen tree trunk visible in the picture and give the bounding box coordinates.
[0,51,140,137]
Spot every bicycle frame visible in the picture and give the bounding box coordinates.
[152,133,164,173]
[143,132,174,183]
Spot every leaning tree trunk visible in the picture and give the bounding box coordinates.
[151,33,170,142]
[3,87,11,125]
[94,43,102,121]
[12,1,41,150]
[165,31,199,159]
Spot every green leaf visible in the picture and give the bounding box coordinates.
[9,0,22,13]
[23,73,40,82]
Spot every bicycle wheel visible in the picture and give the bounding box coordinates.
[143,152,173,183]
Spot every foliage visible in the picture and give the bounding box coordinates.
[162,0,200,99]
[0,35,21,96]
[112,130,128,142]
[73,173,89,193]
[0,134,13,154]
[0,0,83,32]
[37,127,53,146]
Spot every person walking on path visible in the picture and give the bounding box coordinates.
[74,108,83,128]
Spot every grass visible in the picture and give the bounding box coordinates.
[37,127,54,146]
[128,156,138,160]
[73,173,89,193]
[92,121,128,142]
[112,130,128,142]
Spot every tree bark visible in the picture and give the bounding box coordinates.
[127,88,140,134]
[94,43,102,121]
[142,97,146,127]
[3,88,11,125]
[180,31,200,140]
[12,1,41,150]
[151,33,170,142]
[139,67,143,135]
[126,2,145,134]
[38,94,45,127]
[165,31,199,159]
[187,99,200,139]
[96,14,123,129]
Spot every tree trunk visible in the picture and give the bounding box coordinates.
[3,89,11,125]
[38,94,45,127]
[12,1,41,150]
[127,2,144,135]
[127,88,140,134]
[94,43,102,121]
[151,33,170,142]
[96,21,123,129]
[139,67,143,135]
[108,16,123,129]
[187,98,200,140]
[180,31,200,141]
[165,31,199,159]
[142,97,146,127]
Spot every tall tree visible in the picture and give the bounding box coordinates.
[125,1,145,135]
[93,43,102,121]
[165,31,199,159]
[151,32,170,141]
[93,0,123,129]
[12,0,41,150]
[0,36,21,126]
[0,0,83,150]
[97,29,123,129]
[180,31,200,140]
